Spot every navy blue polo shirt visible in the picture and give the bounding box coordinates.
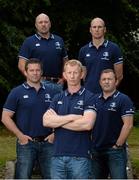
[49,87,96,158]
[78,40,123,93]
[3,83,56,137]
[19,34,68,77]
[91,90,134,150]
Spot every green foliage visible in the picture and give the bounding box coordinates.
[134,110,139,127]
[0,0,139,107]
[0,126,16,178]
[128,127,139,178]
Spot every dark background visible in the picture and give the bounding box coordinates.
[0,0,139,119]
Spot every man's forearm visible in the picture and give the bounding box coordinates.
[2,113,24,139]
[116,125,133,146]
[62,119,90,131]
[62,111,96,131]
[43,113,82,128]
[116,116,133,146]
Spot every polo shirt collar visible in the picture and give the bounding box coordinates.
[64,86,85,96]
[99,90,120,99]
[22,82,45,90]
[35,33,54,40]
[89,40,109,48]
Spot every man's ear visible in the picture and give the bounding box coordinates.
[35,23,37,29]
[81,67,86,80]
[80,71,84,80]
[104,26,106,34]
[24,70,27,77]
[63,72,66,80]
[89,27,92,34]
[99,79,102,87]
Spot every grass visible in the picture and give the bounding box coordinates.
[0,125,139,178]
[128,126,139,179]
[0,126,16,178]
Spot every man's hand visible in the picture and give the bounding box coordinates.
[18,134,32,145]
[45,133,55,144]
[45,109,57,116]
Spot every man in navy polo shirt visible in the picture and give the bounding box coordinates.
[43,59,96,179]
[78,17,123,94]
[18,13,68,92]
[91,69,134,179]
[1,59,56,179]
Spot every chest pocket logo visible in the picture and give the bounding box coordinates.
[74,100,84,110]
[45,93,51,102]
[55,41,62,50]
[101,51,109,60]
[108,102,116,111]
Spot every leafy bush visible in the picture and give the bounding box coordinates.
[134,110,139,127]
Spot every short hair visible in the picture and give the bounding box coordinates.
[100,69,117,80]
[35,13,50,24]
[64,59,83,72]
[90,17,105,27]
[25,58,43,72]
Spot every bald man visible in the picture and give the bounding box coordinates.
[78,17,123,94]
[18,13,68,92]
